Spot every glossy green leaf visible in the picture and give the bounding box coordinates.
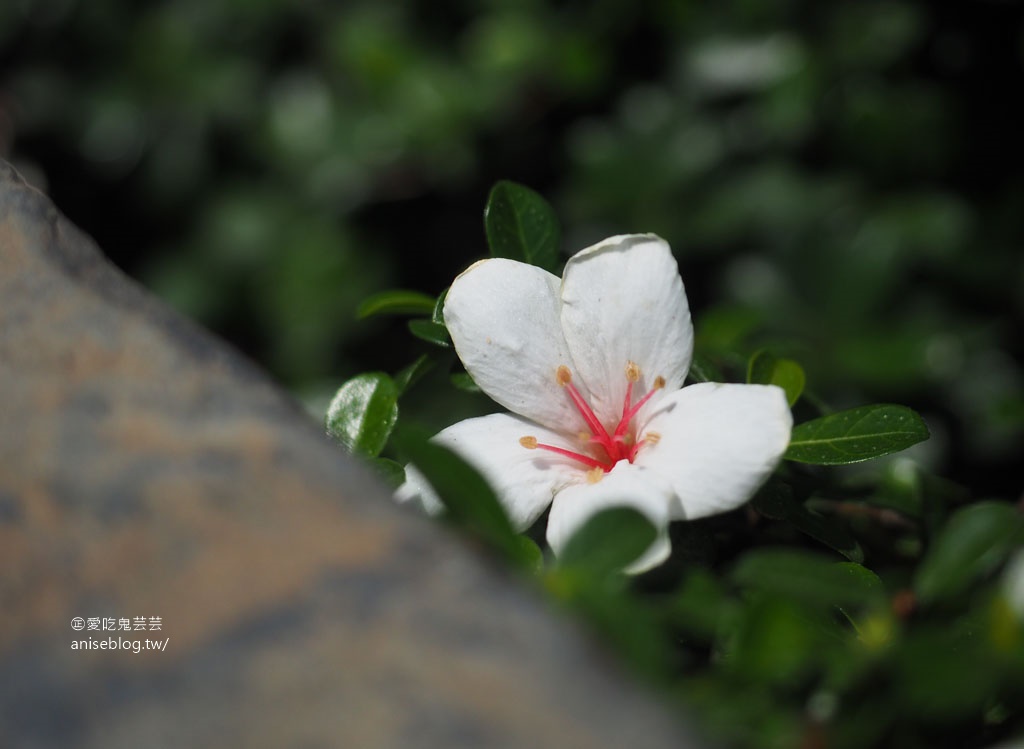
[393,427,529,567]
[747,350,805,406]
[732,549,885,608]
[325,372,399,458]
[785,404,929,465]
[394,354,435,395]
[914,501,1024,605]
[484,180,561,271]
[408,319,450,347]
[356,289,436,319]
[558,507,658,577]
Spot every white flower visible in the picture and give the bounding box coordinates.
[397,234,792,572]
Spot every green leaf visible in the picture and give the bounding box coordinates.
[732,549,885,609]
[449,372,480,392]
[394,354,434,395]
[513,536,544,573]
[750,480,796,520]
[687,353,723,384]
[893,619,1003,720]
[670,569,737,642]
[325,372,399,458]
[368,457,405,489]
[751,482,864,562]
[558,507,658,577]
[356,289,436,319]
[787,503,865,563]
[408,319,450,347]
[785,404,929,465]
[747,350,805,406]
[914,501,1024,605]
[392,427,529,567]
[484,180,561,271]
[432,287,448,325]
[731,597,818,685]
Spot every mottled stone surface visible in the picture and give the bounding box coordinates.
[0,160,700,748]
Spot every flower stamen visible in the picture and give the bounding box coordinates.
[524,364,666,472]
[628,431,661,461]
[520,435,611,471]
[613,371,665,441]
[556,365,616,456]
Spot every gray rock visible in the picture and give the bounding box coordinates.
[0,160,701,748]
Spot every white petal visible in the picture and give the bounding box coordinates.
[444,258,594,434]
[394,464,445,516]
[635,383,792,520]
[423,412,584,530]
[546,462,673,574]
[559,234,694,428]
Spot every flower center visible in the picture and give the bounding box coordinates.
[520,361,663,479]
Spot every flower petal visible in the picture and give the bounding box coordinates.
[394,463,445,516]
[635,383,792,520]
[546,462,673,574]
[444,258,594,434]
[559,234,694,428]
[398,412,584,530]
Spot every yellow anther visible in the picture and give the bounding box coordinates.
[556,365,573,386]
[621,434,635,446]
[653,375,666,389]
[644,431,661,445]
[625,360,641,382]
[586,467,605,484]
[519,436,539,449]
[578,431,592,443]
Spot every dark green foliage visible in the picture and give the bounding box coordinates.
[484,181,562,272]
[557,507,658,577]
[357,290,436,319]
[407,319,451,348]
[914,502,1024,606]
[751,481,864,562]
[731,550,884,609]
[747,350,805,406]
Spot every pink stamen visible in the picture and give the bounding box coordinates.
[557,365,616,458]
[520,436,611,471]
[614,375,665,441]
[521,364,664,473]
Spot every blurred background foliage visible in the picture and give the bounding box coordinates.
[3,2,1024,745]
